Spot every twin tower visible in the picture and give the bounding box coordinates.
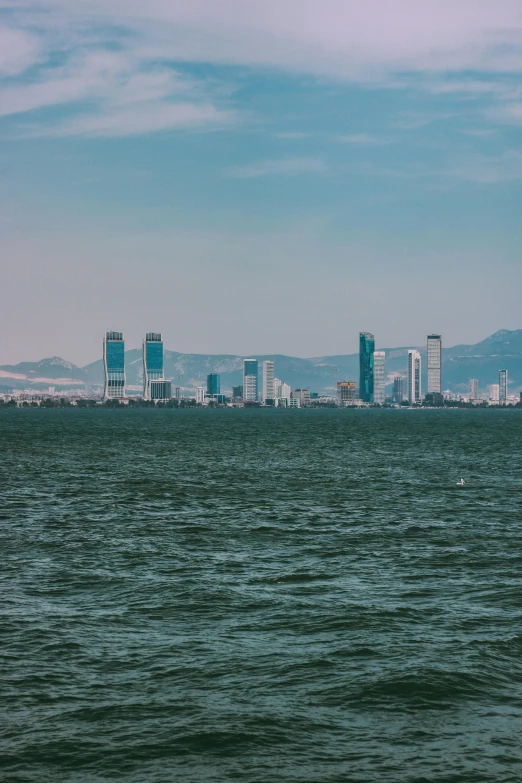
[103,332,171,401]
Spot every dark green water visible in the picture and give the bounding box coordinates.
[2,409,522,782]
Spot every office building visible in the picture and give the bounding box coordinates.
[337,381,358,404]
[143,333,170,401]
[359,332,375,403]
[392,376,404,403]
[373,351,386,404]
[499,369,508,403]
[207,373,220,396]
[489,384,500,402]
[243,359,258,401]
[103,331,125,399]
[232,385,243,400]
[175,387,181,399]
[292,388,310,407]
[469,378,479,401]
[427,334,442,394]
[407,350,422,404]
[262,360,275,403]
[149,380,172,401]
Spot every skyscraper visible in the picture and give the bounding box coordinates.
[359,332,375,403]
[207,373,220,395]
[469,378,479,401]
[427,334,442,394]
[499,369,508,403]
[407,350,422,404]
[103,331,125,399]
[243,359,258,401]
[143,333,165,400]
[262,360,275,403]
[392,376,404,403]
[373,351,386,404]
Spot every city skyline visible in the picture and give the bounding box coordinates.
[2,326,521,402]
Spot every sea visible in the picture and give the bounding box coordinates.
[2,408,522,782]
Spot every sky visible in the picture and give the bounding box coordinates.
[1,0,522,366]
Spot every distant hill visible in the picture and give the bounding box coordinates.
[1,330,521,396]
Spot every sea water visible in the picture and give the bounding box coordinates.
[2,408,522,782]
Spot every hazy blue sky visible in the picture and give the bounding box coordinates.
[2,0,522,365]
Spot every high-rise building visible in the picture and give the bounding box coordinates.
[359,332,375,403]
[262,360,275,403]
[489,384,500,402]
[195,387,206,404]
[243,359,258,401]
[427,334,442,394]
[273,378,282,399]
[207,373,220,395]
[280,382,291,400]
[407,350,422,404]
[499,369,508,403]
[469,378,479,401]
[337,381,358,404]
[143,333,167,400]
[292,388,310,406]
[232,385,243,400]
[373,351,386,404]
[103,331,125,399]
[392,376,404,403]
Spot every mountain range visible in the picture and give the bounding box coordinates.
[1,330,521,396]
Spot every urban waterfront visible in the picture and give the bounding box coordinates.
[2,408,522,782]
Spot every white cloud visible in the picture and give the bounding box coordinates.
[0,48,235,135]
[9,0,522,77]
[2,0,522,136]
[45,101,233,137]
[276,132,311,139]
[225,157,327,178]
[0,25,40,75]
[336,133,392,146]
[450,150,522,182]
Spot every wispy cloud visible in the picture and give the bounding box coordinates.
[2,0,522,137]
[446,151,522,183]
[335,133,393,146]
[226,157,327,178]
[0,48,236,136]
[275,132,311,139]
[0,25,40,76]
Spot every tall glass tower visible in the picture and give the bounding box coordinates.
[207,373,220,395]
[427,334,442,393]
[103,331,125,399]
[373,351,386,404]
[143,333,165,400]
[243,359,258,401]
[359,332,375,402]
[407,350,422,404]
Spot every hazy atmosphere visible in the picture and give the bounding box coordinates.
[2,0,522,364]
